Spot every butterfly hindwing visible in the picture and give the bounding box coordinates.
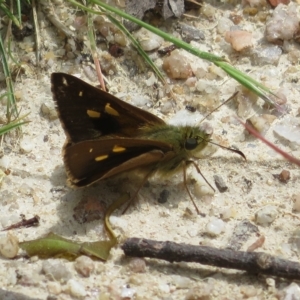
[51,73,165,143]
[64,138,174,187]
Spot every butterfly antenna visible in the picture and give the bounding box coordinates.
[208,140,246,161]
[199,91,239,124]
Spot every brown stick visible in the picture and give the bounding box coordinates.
[121,238,300,280]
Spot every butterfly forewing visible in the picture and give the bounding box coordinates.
[51,73,165,144]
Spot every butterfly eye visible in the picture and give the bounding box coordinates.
[185,138,198,150]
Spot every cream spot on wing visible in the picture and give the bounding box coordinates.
[95,155,109,161]
[62,77,68,86]
[79,91,83,97]
[105,103,119,116]
[87,110,101,118]
[112,145,126,153]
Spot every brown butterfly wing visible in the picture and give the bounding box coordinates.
[51,73,165,144]
[64,138,174,187]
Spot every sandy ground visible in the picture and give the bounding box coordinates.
[0,1,300,299]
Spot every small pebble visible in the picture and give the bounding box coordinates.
[162,50,193,79]
[201,3,216,19]
[265,3,299,43]
[273,117,300,146]
[160,101,173,114]
[66,279,86,298]
[130,94,150,108]
[0,233,19,258]
[195,80,217,94]
[144,73,156,86]
[41,102,58,120]
[268,0,290,7]
[172,275,192,289]
[279,170,291,182]
[74,255,95,277]
[206,218,225,236]
[220,207,234,220]
[0,155,10,170]
[47,281,62,295]
[266,277,276,288]
[281,283,300,300]
[224,30,253,51]
[109,216,128,232]
[42,260,73,282]
[177,23,205,43]
[194,180,214,198]
[213,175,228,193]
[247,235,265,252]
[133,28,164,51]
[128,257,146,273]
[255,206,278,226]
[158,283,170,293]
[217,17,234,34]
[252,45,282,65]
[240,286,259,298]
[19,138,34,153]
[275,169,291,183]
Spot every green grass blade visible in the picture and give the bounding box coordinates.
[68,0,224,63]
[215,61,283,111]
[67,0,280,108]
[0,119,29,136]
[0,3,22,28]
[105,12,166,84]
[0,34,19,121]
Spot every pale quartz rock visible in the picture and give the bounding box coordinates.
[273,117,300,146]
[0,233,19,258]
[128,257,146,273]
[255,206,278,226]
[206,218,225,236]
[0,155,10,169]
[74,255,95,277]
[217,17,234,34]
[281,283,300,300]
[42,260,73,282]
[162,50,193,79]
[225,30,253,51]
[67,279,86,298]
[266,3,299,43]
[133,28,164,51]
[20,137,34,153]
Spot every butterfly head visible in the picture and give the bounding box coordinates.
[185,122,213,158]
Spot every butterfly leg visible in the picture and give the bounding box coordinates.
[187,160,215,193]
[183,160,215,216]
[122,170,153,214]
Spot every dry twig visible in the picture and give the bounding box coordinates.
[122,238,300,280]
